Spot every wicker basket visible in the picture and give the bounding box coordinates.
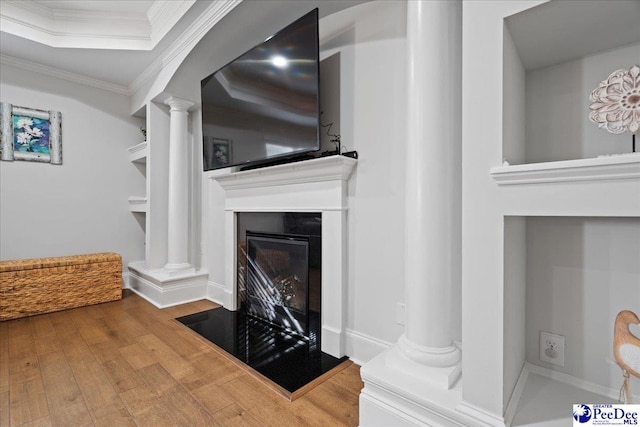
[0,252,122,321]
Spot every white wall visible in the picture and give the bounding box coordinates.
[525,216,640,394]
[321,1,408,358]
[0,63,145,268]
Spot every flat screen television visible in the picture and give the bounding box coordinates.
[201,9,320,171]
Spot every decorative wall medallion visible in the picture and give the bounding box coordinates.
[0,103,62,164]
[589,64,640,135]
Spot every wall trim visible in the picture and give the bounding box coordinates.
[503,363,529,427]
[205,280,232,307]
[148,1,197,44]
[127,268,208,309]
[455,401,506,427]
[0,54,129,95]
[129,0,242,96]
[345,328,393,366]
[524,362,639,403]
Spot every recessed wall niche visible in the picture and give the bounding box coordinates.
[502,1,640,165]
[504,216,640,419]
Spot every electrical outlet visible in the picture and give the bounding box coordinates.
[396,302,406,326]
[539,331,565,367]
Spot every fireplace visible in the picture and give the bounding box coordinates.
[211,155,357,358]
[237,213,321,339]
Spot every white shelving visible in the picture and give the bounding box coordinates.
[128,141,148,163]
[128,196,148,212]
[491,153,640,185]
[128,140,147,212]
[510,366,617,427]
[462,1,640,426]
[502,1,640,166]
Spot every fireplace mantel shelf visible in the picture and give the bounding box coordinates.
[211,155,357,190]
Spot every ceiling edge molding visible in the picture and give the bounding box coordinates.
[0,0,152,50]
[129,0,242,96]
[148,0,197,44]
[0,54,129,96]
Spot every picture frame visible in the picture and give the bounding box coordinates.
[0,102,62,164]
[203,136,232,170]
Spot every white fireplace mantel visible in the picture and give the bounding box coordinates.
[210,155,357,358]
[214,155,357,190]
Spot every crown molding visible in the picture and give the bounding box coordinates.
[128,0,242,96]
[148,0,196,45]
[0,0,197,50]
[0,54,129,96]
[1,0,241,98]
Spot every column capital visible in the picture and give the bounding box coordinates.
[164,96,194,112]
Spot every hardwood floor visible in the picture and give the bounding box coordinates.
[0,291,363,427]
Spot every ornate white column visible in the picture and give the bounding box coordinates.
[398,0,461,372]
[360,1,464,425]
[164,96,194,271]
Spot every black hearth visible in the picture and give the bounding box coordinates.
[176,212,347,396]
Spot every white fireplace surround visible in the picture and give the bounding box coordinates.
[211,155,357,358]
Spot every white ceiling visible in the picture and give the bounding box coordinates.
[0,0,212,91]
[0,0,369,96]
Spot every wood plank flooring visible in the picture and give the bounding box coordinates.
[0,291,363,426]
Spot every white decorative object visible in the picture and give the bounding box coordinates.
[589,64,640,135]
[614,310,640,404]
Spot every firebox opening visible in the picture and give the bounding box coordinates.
[237,212,322,340]
[243,232,310,337]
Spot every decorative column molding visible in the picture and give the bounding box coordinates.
[164,96,194,271]
[360,2,466,426]
[400,0,461,371]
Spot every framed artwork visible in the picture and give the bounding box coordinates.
[203,136,232,170]
[0,103,62,164]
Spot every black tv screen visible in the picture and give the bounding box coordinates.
[201,9,320,171]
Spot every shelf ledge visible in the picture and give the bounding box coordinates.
[128,141,147,163]
[490,154,640,185]
[128,196,148,212]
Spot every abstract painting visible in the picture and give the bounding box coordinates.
[0,103,62,164]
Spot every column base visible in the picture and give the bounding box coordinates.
[126,261,208,308]
[164,262,192,271]
[398,333,462,369]
[360,345,490,427]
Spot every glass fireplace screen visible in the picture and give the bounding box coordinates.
[244,231,310,337]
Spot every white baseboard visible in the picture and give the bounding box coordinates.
[127,264,209,309]
[206,280,232,307]
[345,328,393,366]
[524,362,640,403]
[359,391,433,427]
[455,401,506,427]
[122,271,131,289]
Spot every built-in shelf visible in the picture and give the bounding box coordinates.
[505,1,640,71]
[128,196,148,212]
[128,141,148,163]
[463,1,640,425]
[509,364,619,427]
[490,154,640,185]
